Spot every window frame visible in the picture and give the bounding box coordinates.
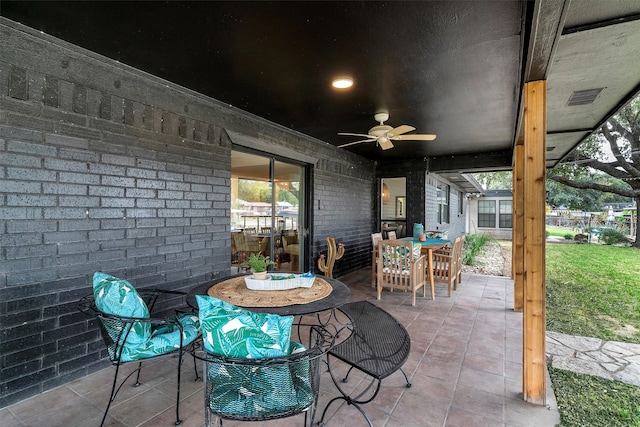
[477,200,496,228]
[437,182,450,224]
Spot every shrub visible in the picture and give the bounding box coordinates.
[599,228,628,245]
[463,233,494,265]
[564,233,573,240]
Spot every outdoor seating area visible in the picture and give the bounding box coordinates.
[2,268,560,427]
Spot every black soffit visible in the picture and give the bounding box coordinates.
[2,1,639,170]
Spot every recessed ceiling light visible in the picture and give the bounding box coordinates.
[332,77,353,89]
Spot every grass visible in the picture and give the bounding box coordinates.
[546,226,577,238]
[546,244,640,343]
[546,243,640,426]
[548,366,640,427]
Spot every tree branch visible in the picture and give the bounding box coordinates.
[602,122,640,176]
[547,172,637,198]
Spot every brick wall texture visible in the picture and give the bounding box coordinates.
[0,19,466,407]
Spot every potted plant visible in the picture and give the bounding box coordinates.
[242,252,275,280]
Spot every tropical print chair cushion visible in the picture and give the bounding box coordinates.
[93,272,200,363]
[93,272,151,348]
[207,341,314,417]
[381,242,421,272]
[196,295,294,358]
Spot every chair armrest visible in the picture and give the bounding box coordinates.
[432,251,453,263]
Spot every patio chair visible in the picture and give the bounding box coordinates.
[319,300,412,427]
[232,231,261,268]
[78,272,201,427]
[370,232,383,287]
[195,295,330,427]
[432,236,463,296]
[282,229,300,270]
[376,240,427,306]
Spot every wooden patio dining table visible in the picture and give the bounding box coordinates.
[400,237,451,299]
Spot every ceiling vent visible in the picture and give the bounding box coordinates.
[567,88,605,106]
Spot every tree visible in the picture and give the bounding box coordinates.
[472,171,512,190]
[547,95,639,248]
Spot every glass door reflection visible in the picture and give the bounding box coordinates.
[231,150,305,273]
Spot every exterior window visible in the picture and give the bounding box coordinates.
[477,200,496,227]
[437,183,450,223]
[499,200,512,228]
[458,191,464,215]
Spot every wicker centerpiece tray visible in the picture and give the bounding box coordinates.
[244,273,315,291]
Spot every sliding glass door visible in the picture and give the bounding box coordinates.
[231,149,305,273]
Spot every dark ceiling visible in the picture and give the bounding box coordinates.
[2,1,639,169]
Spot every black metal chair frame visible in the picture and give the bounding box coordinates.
[78,290,201,426]
[194,325,332,427]
[318,300,412,427]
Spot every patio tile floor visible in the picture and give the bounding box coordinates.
[1,268,560,426]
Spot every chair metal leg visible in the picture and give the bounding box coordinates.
[174,350,183,425]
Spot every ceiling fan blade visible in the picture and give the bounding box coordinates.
[388,125,415,136]
[338,132,372,138]
[378,139,394,150]
[393,134,437,141]
[338,138,375,148]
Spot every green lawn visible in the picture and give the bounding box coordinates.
[546,243,640,426]
[546,226,577,239]
[546,244,640,343]
[548,366,640,427]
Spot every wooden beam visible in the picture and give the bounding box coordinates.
[523,80,547,405]
[513,144,524,312]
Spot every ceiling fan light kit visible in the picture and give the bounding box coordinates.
[338,112,436,150]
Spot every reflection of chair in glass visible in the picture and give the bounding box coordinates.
[370,232,383,288]
[377,240,427,306]
[432,236,463,297]
[232,232,261,267]
[261,226,272,234]
[396,224,406,238]
[259,234,270,257]
[387,230,397,240]
[78,273,201,427]
[282,230,300,271]
[243,227,257,234]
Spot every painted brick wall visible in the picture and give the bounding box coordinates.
[0,20,375,407]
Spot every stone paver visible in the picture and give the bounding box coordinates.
[546,331,640,386]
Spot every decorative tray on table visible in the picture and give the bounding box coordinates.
[244,272,316,291]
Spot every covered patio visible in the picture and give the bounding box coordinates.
[2,269,560,427]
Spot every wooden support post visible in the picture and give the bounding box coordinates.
[513,144,524,312]
[523,80,547,405]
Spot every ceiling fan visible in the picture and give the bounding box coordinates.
[338,112,436,150]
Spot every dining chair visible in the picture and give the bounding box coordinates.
[195,295,330,427]
[232,231,261,268]
[282,229,300,271]
[370,232,383,288]
[78,272,201,427]
[376,240,427,306]
[456,235,465,284]
[431,236,463,296]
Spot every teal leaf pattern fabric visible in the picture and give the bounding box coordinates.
[93,272,150,348]
[196,295,293,358]
[207,341,314,417]
[93,272,200,363]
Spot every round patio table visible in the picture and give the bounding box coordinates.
[187,273,351,316]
